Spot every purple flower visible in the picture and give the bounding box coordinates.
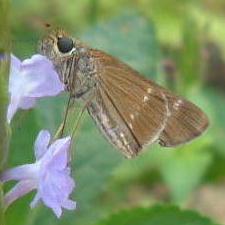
[0,130,76,217]
[7,54,64,123]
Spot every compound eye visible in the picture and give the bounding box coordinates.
[57,36,73,53]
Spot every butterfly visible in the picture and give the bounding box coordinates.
[38,29,209,158]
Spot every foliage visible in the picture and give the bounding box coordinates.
[95,205,220,225]
[2,0,225,225]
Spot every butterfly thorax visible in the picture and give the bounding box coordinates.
[51,46,98,101]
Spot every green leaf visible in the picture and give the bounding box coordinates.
[203,89,225,156]
[80,10,158,80]
[95,205,220,225]
[109,140,212,203]
[177,16,202,92]
[159,145,212,202]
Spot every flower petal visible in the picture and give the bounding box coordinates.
[7,56,27,122]
[7,95,35,123]
[62,199,76,210]
[0,164,38,183]
[30,192,41,208]
[37,169,75,217]
[21,54,64,97]
[1,129,75,217]
[7,54,64,123]
[42,136,71,170]
[53,205,63,218]
[7,94,22,123]
[34,130,51,160]
[8,54,22,93]
[20,97,36,109]
[4,180,36,209]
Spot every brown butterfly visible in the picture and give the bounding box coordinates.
[38,29,209,158]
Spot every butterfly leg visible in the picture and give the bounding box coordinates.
[53,94,72,140]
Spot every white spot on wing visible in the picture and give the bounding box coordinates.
[147,88,152,94]
[143,96,149,102]
[120,132,125,138]
[173,99,183,110]
[130,114,134,120]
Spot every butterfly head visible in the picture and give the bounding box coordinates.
[38,29,84,87]
[38,29,95,95]
[37,29,77,59]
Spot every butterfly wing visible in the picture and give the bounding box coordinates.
[87,86,142,158]
[87,49,208,157]
[158,94,209,147]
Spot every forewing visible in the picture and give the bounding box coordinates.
[91,50,169,151]
[90,49,208,156]
[87,87,142,158]
[158,94,209,147]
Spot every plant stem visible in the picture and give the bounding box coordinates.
[0,0,10,224]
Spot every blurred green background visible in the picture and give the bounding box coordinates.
[1,0,225,224]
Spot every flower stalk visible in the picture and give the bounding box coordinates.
[0,0,10,224]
